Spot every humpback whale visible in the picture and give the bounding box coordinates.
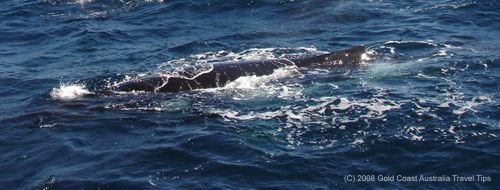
[108,46,366,93]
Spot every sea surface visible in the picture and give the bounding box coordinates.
[1,0,499,189]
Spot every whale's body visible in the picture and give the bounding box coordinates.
[110,46,366,93]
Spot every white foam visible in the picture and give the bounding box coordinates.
[384,40,437,47]
[38,118,57,128]
[438,102,451,108]
[363,99,401,115]
[212,109,282,121]
[434,49,448,56]
[361,52,372,62]
[74,0,94,5]
[222,67,296,90]
[333,98,351,110]
[57,0,164,5]
[50,83,91,100]
[351,138,364,145]
[449,95,492,115]
[403,126,425,141]
[45,0,93,5]
[416,73,436,79]
[448,126,456,134]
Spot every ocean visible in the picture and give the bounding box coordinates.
[0,0,499,189]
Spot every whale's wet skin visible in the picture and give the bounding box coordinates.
[109,46,365,93]
[1,0,499,189]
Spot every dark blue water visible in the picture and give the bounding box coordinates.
[1,0,499,189]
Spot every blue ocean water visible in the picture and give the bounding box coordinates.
[1,0,499,189]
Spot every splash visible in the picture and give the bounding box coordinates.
[222,67,297,90]
[50,83,91,100]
